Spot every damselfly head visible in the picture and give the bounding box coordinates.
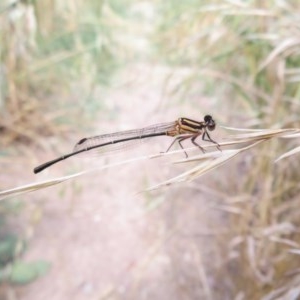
[204,115,216,131]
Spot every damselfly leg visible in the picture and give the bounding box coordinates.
[202,130,221,151]
[165,136,187,157]
[164,129,220,158]
[164,134,205,158]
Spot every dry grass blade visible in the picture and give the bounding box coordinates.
[262,287,290,300]
[224,128,300,141]
[3,127,300,200]
[1,136,263,200]
[146,127,300,192]
[0,127,300,200]
[288,249,300,255]
[278,132,300,138]
[247,236,266,283]
[224,127,300,163]
[0,171,89,201]
[0,154,161,201]
[146,141,263,191]
[220,126,265,132]
[223,8,275,16]
[269,236,299,248]
[259,38,300,71]
[275,145,300,163]
[262,222,296,236]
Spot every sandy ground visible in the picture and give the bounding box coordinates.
[1,64,227,300]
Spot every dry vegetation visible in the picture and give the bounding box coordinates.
[1,0,300,299]
[0,0,120,146]
[153,1,300,298]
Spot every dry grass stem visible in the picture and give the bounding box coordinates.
[146,141,263,191]
[3,126,300,200]
[275,145,300,163]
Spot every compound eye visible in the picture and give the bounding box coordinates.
[204,115,216,130]
[208,124,215,131]
[204,115,212,123]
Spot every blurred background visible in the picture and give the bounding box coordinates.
[1,0,300,299]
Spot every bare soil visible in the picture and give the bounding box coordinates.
[2,64,226,300]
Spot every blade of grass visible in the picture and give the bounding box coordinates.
[275,145,300,163]
[146,141,263,191]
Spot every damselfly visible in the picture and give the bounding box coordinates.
[33,115,220,174]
